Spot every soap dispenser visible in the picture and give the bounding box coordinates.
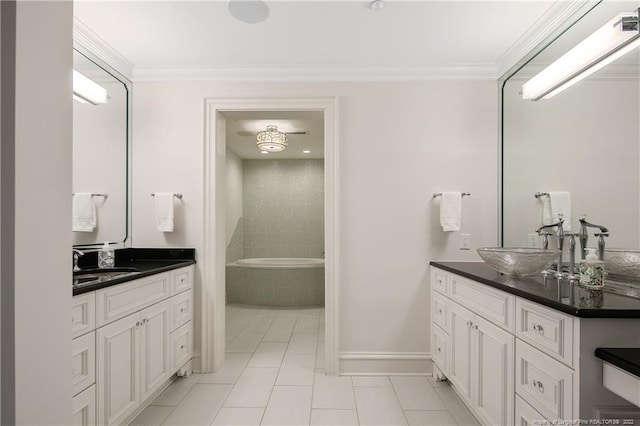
[579,248,605,287]
[98,242,115,269]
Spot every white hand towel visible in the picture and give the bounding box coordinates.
[440,192,462,232]
[72,192,96,232]
[549,191,571,232]
[154,193,174,232]
[540,195,553,226]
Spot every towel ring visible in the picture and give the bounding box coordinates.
[534,192,550,198]
[151,193,183,199]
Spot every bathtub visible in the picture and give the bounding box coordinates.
[226,258,325,307]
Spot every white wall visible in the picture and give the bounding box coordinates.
[15,1,72,423]
[132,80,499,372]
[225,148,243,247]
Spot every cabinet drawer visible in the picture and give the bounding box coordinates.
[431,323,449,375]
[432,291,450,333]
[170,321,193,371]
[170,290,193,332]
[72,331,96,397]
[516,339,573,421]
[171,266,194,295]
[516,298,573,367]
[449,273,515,332]
[431,268,449,295]
[96,273,170,327]
[72,384,96,426]
[515,395,547,425]
[72,292,95,339]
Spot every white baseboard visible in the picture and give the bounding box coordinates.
[339,351,432,375]
[191,351,202,373]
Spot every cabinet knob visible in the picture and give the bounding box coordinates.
[180,345,185,350]
[438,309,442,315]
[136,321,141,327]
[474,324,479,330]
[180,308,186,313]
[437,347,441,353]
[532,380,544,392]
[532,324,544,334]
[181,278,185,283]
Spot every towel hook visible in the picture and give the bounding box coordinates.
[432,192,471,199]
[151,192,183,199]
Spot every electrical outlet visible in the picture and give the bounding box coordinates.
[460,233,471,250]
[528,233,539,248]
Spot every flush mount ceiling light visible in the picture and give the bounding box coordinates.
[522,9,640,101]
[369,0,384,12]
[256,125,288,152]
[73,70,108,105]
[228,0,270,24]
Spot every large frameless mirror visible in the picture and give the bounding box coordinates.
[72,48,131,248]
[501,0,640,252]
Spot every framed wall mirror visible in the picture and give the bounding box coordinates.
[72,47,131,248]
[501,0,640,252]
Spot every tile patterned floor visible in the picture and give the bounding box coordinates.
[130,304,480,426]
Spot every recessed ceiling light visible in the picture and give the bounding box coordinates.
[228,0,270,24]
[303,150,311,154]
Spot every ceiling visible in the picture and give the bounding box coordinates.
[222,110,324,160]
[73,0,567,80]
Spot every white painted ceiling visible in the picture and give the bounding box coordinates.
[74,0,562,79]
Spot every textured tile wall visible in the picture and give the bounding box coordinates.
[226,217,244,262]
[243,160,324,259]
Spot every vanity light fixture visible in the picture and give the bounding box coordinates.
[522,9,640,100]
[303,150,311,154]
[73,70,108,105]
[256,125,288,152]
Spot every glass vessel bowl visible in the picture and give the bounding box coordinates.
[604,249,640,281]
[477,247,558,276]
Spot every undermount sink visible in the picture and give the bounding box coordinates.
[477,247,558,277]
[73,267,140,287]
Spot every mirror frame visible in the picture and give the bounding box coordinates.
[72,37,132,250]
[497,0,604,247]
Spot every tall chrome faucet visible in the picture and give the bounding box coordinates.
[73,249,84,272]
[578,215,609,261]
[536,214,565,278]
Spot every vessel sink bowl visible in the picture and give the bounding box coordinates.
[604,249,640,281]
[477,247,558,276]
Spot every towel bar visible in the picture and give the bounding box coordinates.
[72,193,108,198]
[151,192,183,199]
[432,192,471,199]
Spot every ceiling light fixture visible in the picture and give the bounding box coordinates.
[369,0,384,12]
[256,125,288,152]
[303,150,311,154]
[522,9,640,101]
[228,0,270,24]
[73,70,108,105]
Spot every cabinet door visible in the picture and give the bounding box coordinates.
[96,313,140,426]
[449,302,474,403]
[72,384,96,426]
[474,315,514,426]
[139,300,171,402]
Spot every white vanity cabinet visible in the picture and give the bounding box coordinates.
[431,265,640,425]
[71,264,195,426]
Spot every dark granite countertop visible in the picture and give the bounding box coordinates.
[595,348,640,378]
[72,248,196,296]
[430,261,640,318]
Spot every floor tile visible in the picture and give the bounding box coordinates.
[261,386,312,425]
[298,307,322,318]
[276,353,316,386]
[315,335,326,369]
[310,409,359,426]
[129,405,174,426]
[161,384,231,425]
[312,369,356,410]
[227,331,266,353]
[199,353,251,384]
[434,385,480,426]
[224,367,279,408]
[390,376,445,411]
[248,343,288,368]
[351,377,391,387]
[262,322,295,343]
[404,410,458,425]
[212,407,265,425]
[293,317,320,334]
[226,321,246,343]
[244,317,276,334]
[150,374,200,406]
[354,386,408,426]
[287,333,318,354]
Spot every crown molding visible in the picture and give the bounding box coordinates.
[73,18,134,81]
[505,63,640,81]
[495,0,596,79]
[132,64,498,82]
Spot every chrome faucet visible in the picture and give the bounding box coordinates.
[536,214,565,278]
[565,233,579,280]
[578,215,609,260]
[73,249,84,272]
